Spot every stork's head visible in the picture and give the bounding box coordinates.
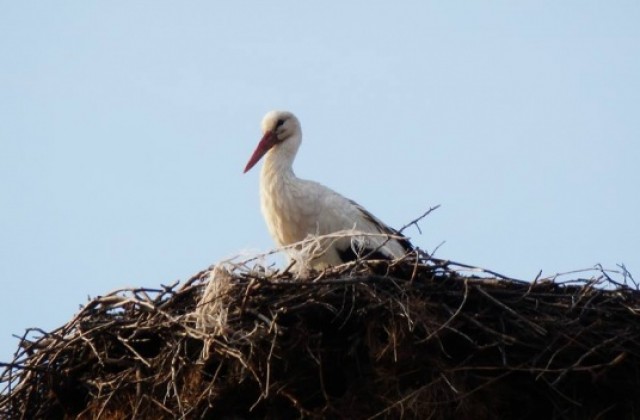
[244,110,301,173]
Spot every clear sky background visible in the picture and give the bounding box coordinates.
[1,2,638,365]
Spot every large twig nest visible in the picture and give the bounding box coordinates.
[1,252,639,419]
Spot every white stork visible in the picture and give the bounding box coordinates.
[244,110,412,269]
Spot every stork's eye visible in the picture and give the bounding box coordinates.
[276,119,285,128]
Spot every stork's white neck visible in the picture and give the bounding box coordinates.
[258,131,305,248]
[260,132,302,182]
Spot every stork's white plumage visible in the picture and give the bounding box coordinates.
[244,110,412,269]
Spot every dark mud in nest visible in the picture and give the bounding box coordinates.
[1,255,639,419]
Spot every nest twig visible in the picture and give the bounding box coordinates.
[1,251,639,419]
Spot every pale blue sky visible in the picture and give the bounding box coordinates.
[1,2,638,365]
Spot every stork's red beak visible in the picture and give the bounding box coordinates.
[243,131,277,173]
